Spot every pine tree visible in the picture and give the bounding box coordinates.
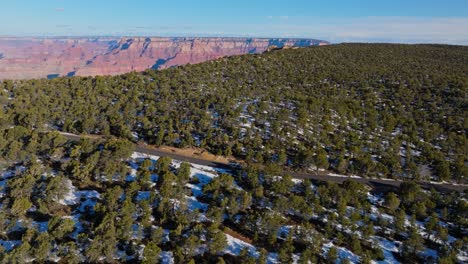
[178,162,191,184]
[278,233,294,263]
[402,227,424,260]
[384,192,400,213]
[425,212,439,239]
[327,246,338,264]
[258,248,268,264]
[142,241,161,264]
[315,148,329,173]
[33,232,51,262]
[156,156,172,175]
[395,209,406,233]
[11,197,32,217]
[207,226,227,255]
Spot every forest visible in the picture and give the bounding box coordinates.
[0,44,466,263]
[1,44,466,182]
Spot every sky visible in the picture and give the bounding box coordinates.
[1,0,467,44]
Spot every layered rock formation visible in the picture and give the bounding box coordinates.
[0,37,328,80]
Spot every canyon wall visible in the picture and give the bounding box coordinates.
[0,37,328,80]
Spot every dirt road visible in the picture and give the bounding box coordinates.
[60,132,467,193]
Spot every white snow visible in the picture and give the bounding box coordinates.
[77,194,100,213]
[190,165,219,185]
[225,233,258,257]
[328,173,362,179]
[0,179,7,198]
[33,221,49,232]
[0,240,21,251]
[322,242,360,263]
[59,180,100,207]
[223,233,289,264]
[58,179,76,205]
[457,252,468,263]
[370,206,394,223]
[185,183,203,197]
[186,196,208,212]
[160,251,174,264]
[277,225,293,238]
[420,247,438,260]
[135,191,151,202]
[131,152,161,162]
[372,236,401,264]
[70,213,84,239]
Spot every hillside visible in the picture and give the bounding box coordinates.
[2,43,466,183]
[0,37,328,80]
[0,43,467,263]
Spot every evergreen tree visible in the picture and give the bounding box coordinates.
[142,241,161,264]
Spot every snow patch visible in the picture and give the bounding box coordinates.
[225,233,258,257]
[322,242,360,263]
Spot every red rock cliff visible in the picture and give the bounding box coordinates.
[0,37,328,80]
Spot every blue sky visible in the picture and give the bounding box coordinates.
[1,0,467,44]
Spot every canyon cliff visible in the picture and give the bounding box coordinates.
[0,37,328,80]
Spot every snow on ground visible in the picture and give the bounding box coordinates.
[328,173,362,179]
[58,179,76,205]
[0,240,21,251]
[131,224,141,239]
[135,191,151,202]
[131,152,161,161]
[1,166,26,179]
[223,233,294,264]
[160,251,174,264]
[59,179,100,208]
[420,247,438,261]
[267,252,279,264]
[457,252,468,263]
[367,193,383,205]
[186,196,208,212]
[225,233,258,257]
[0,179,7,198]
[9,219,27,233]
[76,192,100,213]
[131,151,230,190]
[277,225,293,238]
[190,164,219,184]
[0,167,28,198]
[186,183,203,197]
[33,221,49,232]
[264,252,300,264]
[370,206,394,223]
[322,242,360,264]
[372,236,401,264]
[0,170,13,180]
[70,214,84,239]
[292,178,303,184]
[131,151,235,185]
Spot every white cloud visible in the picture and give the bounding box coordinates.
[320,17,468,44]
[248,16,468,44]
[189,16,468,44]
[55,7,65,12]
[3,16,466,45]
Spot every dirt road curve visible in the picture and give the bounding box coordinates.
[60,133,467,193]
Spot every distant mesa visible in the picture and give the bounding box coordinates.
[0,37,329,80]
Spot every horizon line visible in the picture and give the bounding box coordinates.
[1,36,466,46]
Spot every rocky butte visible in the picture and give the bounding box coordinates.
[0,37,329,80]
